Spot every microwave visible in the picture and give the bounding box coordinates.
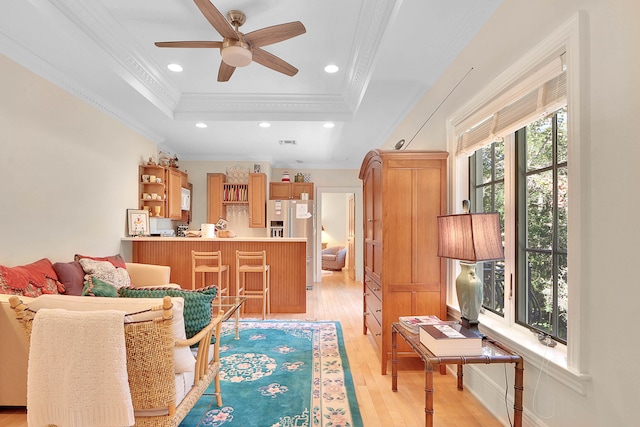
[180,188,191,210]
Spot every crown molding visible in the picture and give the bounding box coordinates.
[342,0,402,112]
[175,93,354,121]
[0,30,165,144]
[44,0,181,118]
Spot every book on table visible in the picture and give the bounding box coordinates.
[398,315,456,334]
[418,323,483,357]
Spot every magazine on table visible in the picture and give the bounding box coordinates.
[397,315,457,334]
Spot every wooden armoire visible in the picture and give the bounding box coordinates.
[359,149,448,374]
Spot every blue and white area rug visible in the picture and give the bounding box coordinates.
[180,320,363,427]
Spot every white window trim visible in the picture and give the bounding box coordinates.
[445,13,590,393]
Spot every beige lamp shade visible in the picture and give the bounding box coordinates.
[437,213,504,262]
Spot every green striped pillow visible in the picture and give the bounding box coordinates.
[119,285,218,340]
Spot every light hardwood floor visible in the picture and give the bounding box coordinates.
[0,270,503,427]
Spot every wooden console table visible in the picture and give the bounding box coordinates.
[391,322,524,427]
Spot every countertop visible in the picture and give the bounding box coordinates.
[122,236,307,242]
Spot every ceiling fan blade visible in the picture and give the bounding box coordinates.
[244,21,306,48]
[218,61,236,82]
[155,41,223,48]
[193,0,237,40]
[252,47,298,76]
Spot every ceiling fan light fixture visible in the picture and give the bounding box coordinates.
[221,40,252,67]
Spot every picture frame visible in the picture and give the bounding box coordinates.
[127,209,150,236]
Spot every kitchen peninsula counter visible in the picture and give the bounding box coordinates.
[122,237,307,313]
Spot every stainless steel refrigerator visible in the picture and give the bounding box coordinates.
[267,199,316,289]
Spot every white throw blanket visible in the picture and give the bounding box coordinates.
[27,308,134,427]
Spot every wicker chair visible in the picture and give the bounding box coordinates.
[9,295,223,427]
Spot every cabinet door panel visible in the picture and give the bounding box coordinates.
[207,173,226,224]
[372,240,383,282]
[383,168,414,284]
[269,182,292,199]
[414,167,444,285]
[248,173,266,228]
[364,171,374,241]
[364,240,374,275]
[372,166,383,241]
[167,169,182,219]
[292,182,314,200]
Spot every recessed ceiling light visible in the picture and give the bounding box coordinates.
[324,64,339,74]
[167,63,183,72]
[195,122,207,128]
[323,122,335,128]
[259,122,271,128]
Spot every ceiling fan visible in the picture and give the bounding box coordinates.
[155,0,306,82]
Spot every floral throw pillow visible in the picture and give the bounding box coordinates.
[74,253,127,269]
[78,258,131,293]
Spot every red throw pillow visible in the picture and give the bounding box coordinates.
[0,258,64,297]
[74,254,127,269]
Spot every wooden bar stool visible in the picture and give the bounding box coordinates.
[235,250,270,319]
[191,250,229,306]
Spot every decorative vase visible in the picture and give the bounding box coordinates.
[282,171,290,182]
[455,262,483,324]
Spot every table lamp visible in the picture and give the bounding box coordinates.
[437,201,504,334]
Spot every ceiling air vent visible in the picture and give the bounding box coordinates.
[279,140,297,145]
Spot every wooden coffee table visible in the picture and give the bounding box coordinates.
[391,322,524,427]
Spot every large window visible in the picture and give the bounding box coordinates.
[469,107,568,344]
[516,107,568,343]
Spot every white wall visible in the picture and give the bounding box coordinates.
[384,1,639,426]
[0,55,157,265]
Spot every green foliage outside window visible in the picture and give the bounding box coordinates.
[517,107,568,343]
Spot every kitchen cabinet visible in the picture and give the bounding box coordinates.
[166,168,184,220]
[248,173,266,228]
[139,165,166,217]
[139,165,187,219]
[207,173,226,224]
[207,172,266,228]
[269,182,314,200]
[359,149,448,375]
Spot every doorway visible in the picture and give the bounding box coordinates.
[315,186,362,283]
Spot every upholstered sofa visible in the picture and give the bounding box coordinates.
[322,246,347,270]
[1,260,223,427]
[0,261,174,407]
